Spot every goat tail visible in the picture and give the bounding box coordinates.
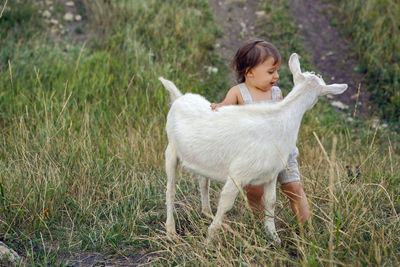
[158,77,183,103]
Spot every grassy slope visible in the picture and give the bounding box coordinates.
[0,0,399,265]
[327,0,400,123]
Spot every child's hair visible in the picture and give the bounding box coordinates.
[232,40,281,83]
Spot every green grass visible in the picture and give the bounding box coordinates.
[0,0,399,265]
[326,0,400,124]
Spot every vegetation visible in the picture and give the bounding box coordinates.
[327,0,400,123]
[0,0,399,265]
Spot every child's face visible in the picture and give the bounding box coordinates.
[246,57,281,91]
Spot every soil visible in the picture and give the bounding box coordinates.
[209,0,262,84]
[59,250,154,267]
[209,0,373,117]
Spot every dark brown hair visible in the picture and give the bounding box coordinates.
[231,40,281,83]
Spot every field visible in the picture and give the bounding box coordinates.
[1,0,399,265]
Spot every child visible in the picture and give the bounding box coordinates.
[210,40,311,226]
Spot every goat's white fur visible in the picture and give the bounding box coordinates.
[159,53,347,243]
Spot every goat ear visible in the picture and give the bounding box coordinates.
[289,53,304,85]
[320,83,348,96]
[289,53,301,75]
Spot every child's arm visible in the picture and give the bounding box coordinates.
[210,86,240,110]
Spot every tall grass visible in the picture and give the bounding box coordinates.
[327,0,400,123]
[0,0,226,263]
[0,0,399,265]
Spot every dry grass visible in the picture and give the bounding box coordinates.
[0,0,399,265]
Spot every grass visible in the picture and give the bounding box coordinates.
[326,0,400,124]
[0,0,399,265]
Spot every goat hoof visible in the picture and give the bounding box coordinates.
[207,225,217,237]
[206,229,217,245]
[207,224,220,244]
[268,233,281,245]
[273,236,281,245]
[201,208,213,218]
[166,230,178,240]
[166,224,177,240]
[206,236,214,246]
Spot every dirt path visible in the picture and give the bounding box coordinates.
[289,0,371,117]
[209,0,372,117]
[209,0,265,84]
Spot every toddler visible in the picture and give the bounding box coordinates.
[211,40,311,226]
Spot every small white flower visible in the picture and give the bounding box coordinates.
[371,117,380,128]
[326,94,334,99]
[330,101,348,110]
[255,11,266,17]
[42,10,51,18]
[63,12,74,21]
[66,1,75,7]
[206,66,218,74]
[50,18,58,25]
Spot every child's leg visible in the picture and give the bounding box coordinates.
[246,184,265,215]
[281,181,311,225]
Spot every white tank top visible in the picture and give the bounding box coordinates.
[237,83,281,104]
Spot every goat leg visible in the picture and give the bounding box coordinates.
[165,143,178,236]
[207,177,240,243]
[263,179,281,244]
[198,176,212,216]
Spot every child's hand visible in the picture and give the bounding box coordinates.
[210,103,222,111]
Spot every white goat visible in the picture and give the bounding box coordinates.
[159,53,347,243]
